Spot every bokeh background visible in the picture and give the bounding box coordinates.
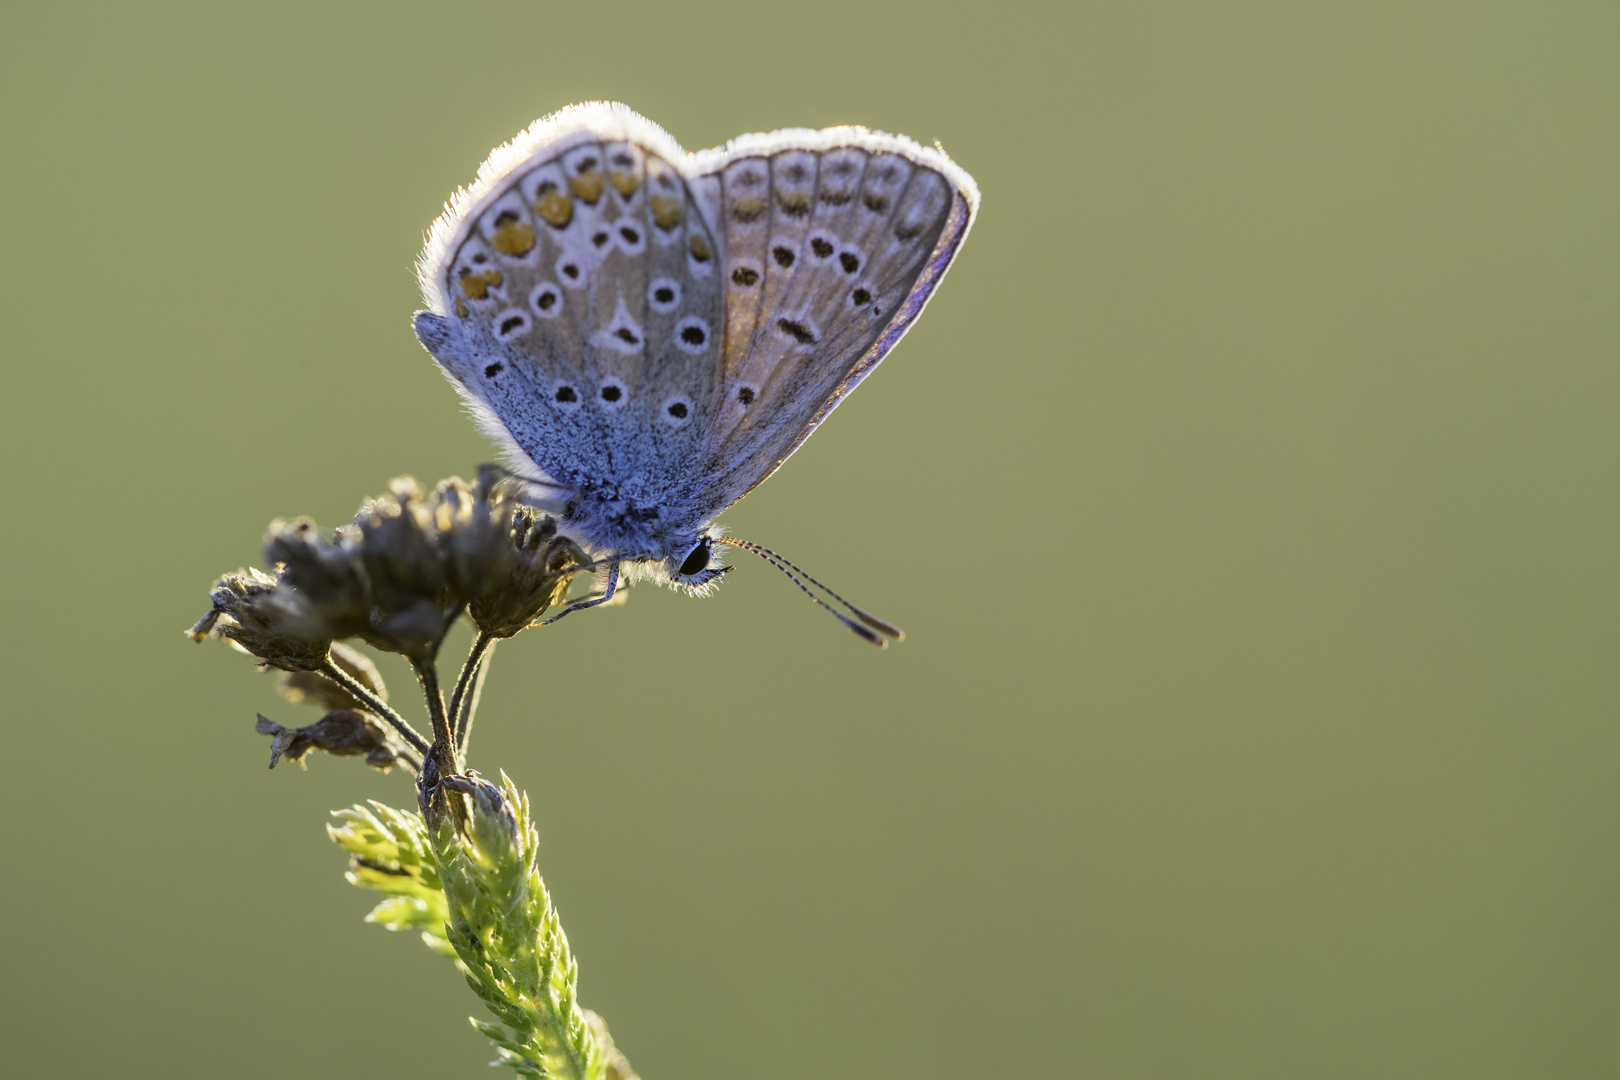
[3,2,1617,1076]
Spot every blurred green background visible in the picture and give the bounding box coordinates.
[3,1,1616,1076]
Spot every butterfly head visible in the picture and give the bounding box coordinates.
[665,532,731,592]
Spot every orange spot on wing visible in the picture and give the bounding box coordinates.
[533,190,573,228]
[492,220,535,256]
[730,196,766,223]
[569,171,605,204]
[650,194,683,230]
[458,268,503,300]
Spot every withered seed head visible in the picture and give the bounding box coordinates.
[263,518,373,641]
[190,568,332,671]
[467,499,587,638]
[350,478,461,663]
[192,473,588,671]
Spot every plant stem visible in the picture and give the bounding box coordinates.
[319,657,432,756]
[451,632,497,751]
[411,656,459,776]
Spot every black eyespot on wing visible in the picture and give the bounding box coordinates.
[592,230,610,248]
[499,315,525,335]
[555,385,578,403]
[654,286,675,303]
[561,262,580,280]
[852,287,871,305]
[667,401,688,419]
[777,319,817,344]
[731,267,759,287]
[484,362,503,377]
[810,237,834,258]
[674,316,712,354]
[614,327,638,344]
[678,541,711,577]
[839,252,860,274]
[577,156,597,172]
[536,289,557,310]
[737,387,756,405]
[619,225,640,244]
[863,193,889,213]
[601,384,622,402]
[772,246,795,267]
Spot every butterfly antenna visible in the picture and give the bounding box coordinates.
[713,537,904,647]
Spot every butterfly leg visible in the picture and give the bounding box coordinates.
[534,561,620,628]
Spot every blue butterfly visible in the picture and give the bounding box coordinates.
[413,103,978,643]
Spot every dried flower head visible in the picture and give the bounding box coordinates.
[262,518,373,642]
[346,478,463,663]
[188,568,332,671]
[204,475,584,669]
[469,504,587,639]
[191,474,591,779]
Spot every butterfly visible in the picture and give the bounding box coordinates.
[412,103,978,644]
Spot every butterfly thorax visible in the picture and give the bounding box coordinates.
[562,483,695,562]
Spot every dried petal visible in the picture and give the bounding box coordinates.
[255,709,414,771]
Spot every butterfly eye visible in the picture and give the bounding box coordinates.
[678,540,711,578]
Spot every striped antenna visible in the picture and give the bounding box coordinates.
[713,537,904,647]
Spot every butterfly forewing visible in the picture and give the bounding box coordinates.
[686,140,969,515]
